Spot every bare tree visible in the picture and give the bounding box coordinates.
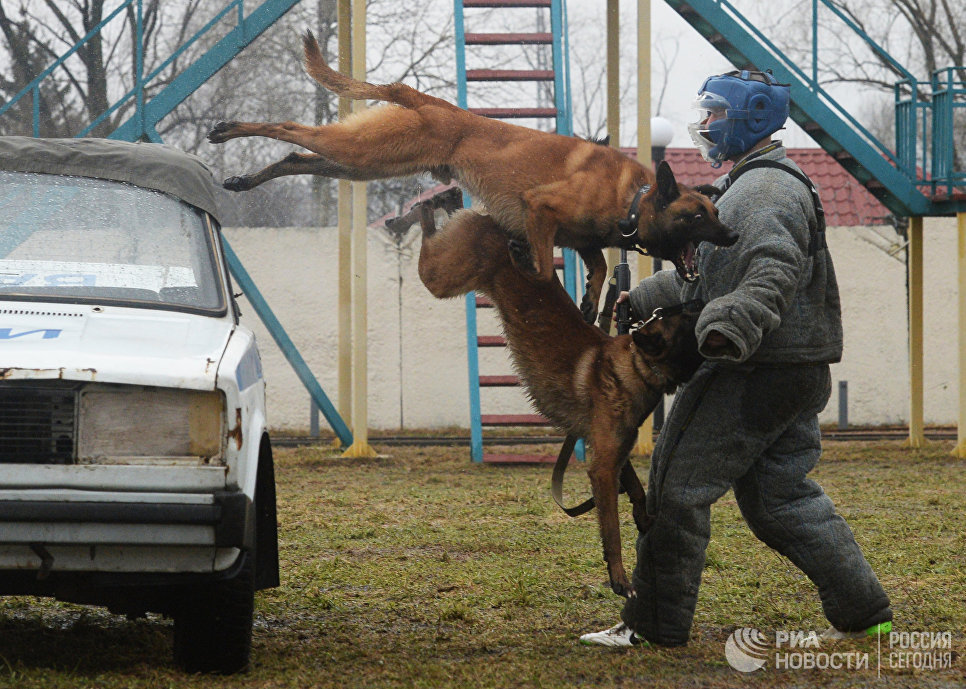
[0,0,457,226]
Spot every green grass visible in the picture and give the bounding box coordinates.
[1,441,964,688]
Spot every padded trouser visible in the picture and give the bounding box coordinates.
[621,362,892,646]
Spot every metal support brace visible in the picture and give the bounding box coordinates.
[341,0,377,459]
[634,0,655,456]
[955,212,966,457]
[907,217,925,448]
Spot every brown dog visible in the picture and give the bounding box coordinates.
[207,32,737,319]
[414,198,704,598]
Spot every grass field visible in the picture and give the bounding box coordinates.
[1,440,963,688]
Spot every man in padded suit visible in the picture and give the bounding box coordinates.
[580,70,892,648]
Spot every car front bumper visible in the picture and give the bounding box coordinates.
[0,489,253,578]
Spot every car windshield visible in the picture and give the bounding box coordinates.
[0,171,224,313]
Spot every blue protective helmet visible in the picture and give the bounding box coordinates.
[687,70,790,168]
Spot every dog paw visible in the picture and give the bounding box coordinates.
[507,239,537,273]
[610,579,636,599]
[223,176,252,192]
[631,503,655,534]
[207,121,239,144]
[579,293,598,324]
[431,187,463,212]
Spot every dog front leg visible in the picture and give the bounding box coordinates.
[577,248,607,325]
[620,461,654,534]
[586,431,634,598]
[520,194,560,282]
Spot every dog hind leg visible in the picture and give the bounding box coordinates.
[587,422,636,598]
[208,108,448,181]
[222,151,366,191]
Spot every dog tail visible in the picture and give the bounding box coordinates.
[302,31,426,110]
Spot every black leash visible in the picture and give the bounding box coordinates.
[551,246,635,517]
[550,434,595,516]
[550,246,647,518]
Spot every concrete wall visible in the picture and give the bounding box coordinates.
[224,217,960,432]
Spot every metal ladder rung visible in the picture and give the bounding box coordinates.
[469,107,557,119]
[465,32,553,45]
[479,375,520,387]
[482,453,559,464]
[463,0,552,7]
[466,69,554,81]
[477,335,507,346]
[481,413,551,426]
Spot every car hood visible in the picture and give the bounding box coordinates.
[0,302,232,389]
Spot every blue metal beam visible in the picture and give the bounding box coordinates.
[665,0,933,217]
[110,0,301,141]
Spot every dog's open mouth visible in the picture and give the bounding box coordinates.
[672,242,699,283]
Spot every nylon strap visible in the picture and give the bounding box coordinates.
[727,159,827,256]
[550,435,596,517]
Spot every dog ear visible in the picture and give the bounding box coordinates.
[692,184,722,202]
[632,325,667,356]
[656,160,681,208]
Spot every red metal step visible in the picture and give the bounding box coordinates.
[464,0,552,7]
[477,335,507,346]
[466,69,554,81]
[469,107,557,119]
[481,413,550,426]
[465,32,553,45]
[482,453,559,464]
[479,375,520,386]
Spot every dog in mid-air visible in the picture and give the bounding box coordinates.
[207,31,737,319]
[412,192,704,598]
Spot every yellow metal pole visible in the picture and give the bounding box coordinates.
[634,0,654,455]
[342,0,377,458]
[605,0,620,315]
[955,212,966,457]
[908,216,925,448]
[335,0,352,446]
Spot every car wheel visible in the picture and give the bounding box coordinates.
[172,550,255,674]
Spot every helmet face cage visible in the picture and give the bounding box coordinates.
[688,70,790,167]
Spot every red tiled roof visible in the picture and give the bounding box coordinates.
[630,147,893,227]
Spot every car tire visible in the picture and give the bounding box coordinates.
[172,549,255,674]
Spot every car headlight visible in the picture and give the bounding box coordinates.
[77,385,224,463]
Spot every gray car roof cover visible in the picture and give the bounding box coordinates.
[0,136,222,223]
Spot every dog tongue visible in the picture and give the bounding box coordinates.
[674,243,698,282]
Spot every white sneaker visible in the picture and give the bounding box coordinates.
[822,621,892,640]
[579,622,649,647]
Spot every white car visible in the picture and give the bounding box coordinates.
[0,137,278,674]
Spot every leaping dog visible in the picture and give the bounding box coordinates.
[208,31,737,320]
[414,196,704,598]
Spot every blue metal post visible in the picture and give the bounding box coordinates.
[136,0,144,137]
[811,0,818,86]
[454,0,468,110]
[455,1,483,461]
[464,290,484,463]
[32,89,39,137]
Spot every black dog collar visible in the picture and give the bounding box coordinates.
[618,183,652,238]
